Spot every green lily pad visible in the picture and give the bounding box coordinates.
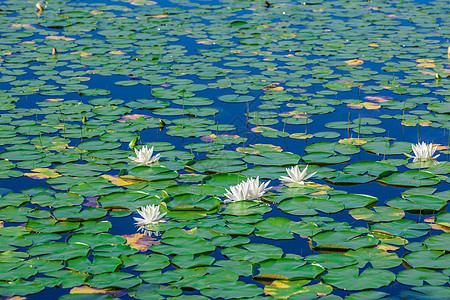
[279,196,344,216]
[264,280,332,299]
[379,171,440,188]
[171,254,215,268]
[254,258,324,280]
[311,230,379,251]
[98,191,159,210]
[397,268,448,286]
[403,250,450,269]
[254,217,294,240]
[329,194,378,209]
[52,206,107,221]
[302,152,350,165]
[87,272,141,289]
[128,283,182,299]
[218,94,255,103]
[128,166,178,182]
[68,233,125,248]
[140,270,182,284]
[77,140,121,151]
[0,264,37,281]
[28,242,90,261]
[350,206,405,222]
[435,213,450,228]
[121,253,170,272]
[221,201,272,216]
[411,286,450,298]
[0,150,44,161]
[200,281,263,299]
[66,256,122,275]
[211,223,254,236]
[386,194,446,213]
[214,259,253,277]
[26,219,80,233]
[0,279,44,297]
[306,253,357,269]
[243,152,300,166]
[371,219,429,238]
[222,244,283,263]
[345,248,402,269]
[343,161,397,177]
[326,173,373,185]
[188,158,247,173]
[362,141,413,155]
[424,233,450,251]
[323,266,395,291]
[151,236,215,255]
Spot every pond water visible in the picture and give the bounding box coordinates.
[0,0,450,299]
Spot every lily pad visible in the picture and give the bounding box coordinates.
[311,230,379,251]
[379,171,440,188]
[397,268,448,286]
[323,266,395,291]
[254,258,324,281]
[279,196,344,216]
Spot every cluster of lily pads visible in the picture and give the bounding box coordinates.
[0,0,450,299]
[135,140,441,226]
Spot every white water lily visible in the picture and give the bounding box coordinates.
[36,2,45,12]
[129,145,160,165]
[280,165,317,185]
[409,142,440,162]
[224,177,271,203]
[134,204,166,228]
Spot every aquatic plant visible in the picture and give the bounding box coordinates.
[129,145,160,165]
[407,142,440,162]
[1,0,450,298]
[280,165,317,185]
[134,204,167,229]
[224,177,271,202]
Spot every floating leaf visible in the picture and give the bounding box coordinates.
[87,272,141,289]
[222,244,283,263]
[350,206,405,222]
[255,258,324,281]
[171,254,215,268]
[28,242,90,261]
[0,279,44,297]
[264,280,332,299]
[150,236,215,255]
[254,217,294,240]
[424,233,450,251]
[279,196,344,216]
[371,220,429,238]
[362,141,412,155]
[243,152,300,166]
[345,248,402,269]
[386,194,446,213]
[323,266,395,290]
[379,171,440,188]
[306,253,357,269]
[329,194,377,209]
[403,250,450,269]
[397,268,448,286]
[66,256,122,275]
[311,230,379,251]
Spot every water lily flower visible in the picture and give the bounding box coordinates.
[134,204,166,228]
[129,145,160,165]
[280,165,317,185]
[224,177,271,203]
[36,2,44,12]
[408,142,440,162]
